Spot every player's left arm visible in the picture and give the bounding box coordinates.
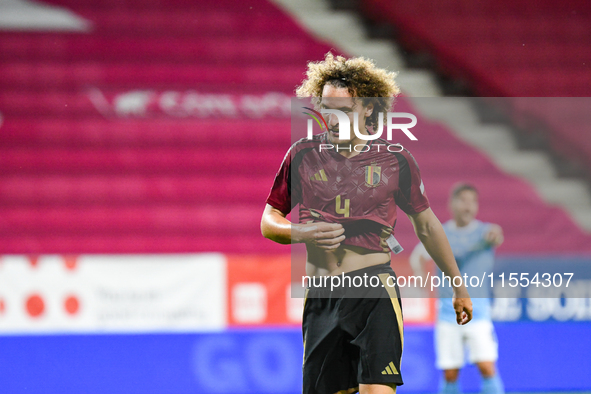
[407,208,473,325]
[395,149,471,324]
[484,223,504,247]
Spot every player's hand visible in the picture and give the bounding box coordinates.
[484,224,504,247]
[452,292,473,325]
[293,222,345,250]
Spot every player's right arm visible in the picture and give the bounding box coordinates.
[261,204,345,249]
[261,145,345,249]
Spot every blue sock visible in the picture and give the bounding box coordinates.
[439,379,461,394]
[481,375,504,394]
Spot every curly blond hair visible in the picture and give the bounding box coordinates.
[296,52,400,129]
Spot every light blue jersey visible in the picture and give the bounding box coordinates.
[437,219,495,323]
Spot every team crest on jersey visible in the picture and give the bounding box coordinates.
[365,165,381,187]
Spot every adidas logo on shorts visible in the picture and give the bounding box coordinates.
[381,361,399,375]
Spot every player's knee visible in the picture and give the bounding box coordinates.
[476,361,496,377]
[444,369,460,382]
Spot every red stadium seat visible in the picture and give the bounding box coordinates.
[361,0,591,194]
[1,0,590,254]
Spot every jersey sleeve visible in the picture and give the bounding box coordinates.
[394,149,430,215]
[265,147,298,215]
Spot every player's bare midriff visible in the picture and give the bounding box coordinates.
[305,244,390,277]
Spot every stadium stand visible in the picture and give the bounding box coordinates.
[359,0,591,189]
[0,0,325,253]
[1,0,590,255]
[1,2,591,393]
[509,97,591,172]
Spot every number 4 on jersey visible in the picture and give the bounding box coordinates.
[335,195,350,217]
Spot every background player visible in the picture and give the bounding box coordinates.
[410,183,504,394]
[261,53,473,394]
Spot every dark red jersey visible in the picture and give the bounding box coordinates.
[266,133,429,252]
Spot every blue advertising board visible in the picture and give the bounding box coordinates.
[0,323,590,393]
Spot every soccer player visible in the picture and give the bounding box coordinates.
[261,53,472,394]
[409,183,505,394]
